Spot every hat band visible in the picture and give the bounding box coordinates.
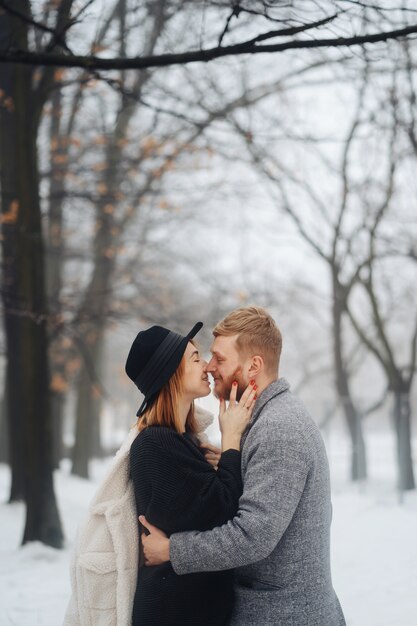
[134,330,183,396]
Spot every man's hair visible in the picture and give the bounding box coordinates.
[213,306,282,374]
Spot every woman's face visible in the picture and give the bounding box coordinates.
[182,342,211,400]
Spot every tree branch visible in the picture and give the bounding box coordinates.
[243,12,342,46]
[1,23,417,71]
[0,0,71,53]
[345,302,389,373]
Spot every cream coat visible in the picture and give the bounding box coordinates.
[63,407,213,626]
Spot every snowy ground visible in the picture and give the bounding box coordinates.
[0,429,416,626]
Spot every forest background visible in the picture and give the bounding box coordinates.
[0,1,417,624]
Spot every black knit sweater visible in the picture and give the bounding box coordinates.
[130,425,242,626]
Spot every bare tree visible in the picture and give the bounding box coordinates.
[224,38,417,486]
[225,88,372,479]
[0,0,75,546]
[345,56,417,493]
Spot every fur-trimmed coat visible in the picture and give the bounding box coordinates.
[63,407,213,626]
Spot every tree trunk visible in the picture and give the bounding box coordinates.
[47,86,67,468]
[71,365,93,478]
[0,392,9,464]
[71,326,105,477]
[0,2,63,546]
[0,8,27,502]
[333,275,367,481]
[17,71,63,548]
[393,390,415,492]
[70,5,166,473]
[51,391,65,468]
[71,114,126,475]
[0,317,25,501]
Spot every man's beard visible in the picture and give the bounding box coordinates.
[213,366,246,401]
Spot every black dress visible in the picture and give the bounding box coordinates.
[129,425,242,626]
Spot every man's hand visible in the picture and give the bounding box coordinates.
[139,516,170,566]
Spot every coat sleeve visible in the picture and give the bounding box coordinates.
[132,428,243,533]
[169,415,310,573]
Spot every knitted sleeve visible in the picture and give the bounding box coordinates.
[131,427,242,534]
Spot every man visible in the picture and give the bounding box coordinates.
[140,306,346,626]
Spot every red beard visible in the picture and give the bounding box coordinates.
[214,366,246,401]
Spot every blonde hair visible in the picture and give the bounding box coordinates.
[136,343,198,435]
[213,306,282,374]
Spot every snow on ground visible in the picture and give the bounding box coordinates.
[0,430,416,626]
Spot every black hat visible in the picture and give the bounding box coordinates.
[125,321,203,416]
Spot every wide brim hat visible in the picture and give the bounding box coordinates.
[125,321,203,416]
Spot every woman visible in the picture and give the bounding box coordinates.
[125,321,256,626]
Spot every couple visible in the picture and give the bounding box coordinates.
[64,306,345,626]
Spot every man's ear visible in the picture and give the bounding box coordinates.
[248,355,263,378]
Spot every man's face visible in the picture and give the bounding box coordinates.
[206,334,249,400]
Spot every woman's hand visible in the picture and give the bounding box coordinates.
[219,381,257,452]
[200,442,222,469]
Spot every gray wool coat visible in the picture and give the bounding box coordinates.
[170,379,346,626]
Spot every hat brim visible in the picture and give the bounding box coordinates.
[136,321,203,416]
[186,321,203,341]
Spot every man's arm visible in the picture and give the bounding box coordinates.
[141,416,310,573]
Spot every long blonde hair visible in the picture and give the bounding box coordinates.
[136,342,198,435]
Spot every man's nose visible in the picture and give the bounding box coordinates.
[206,358,216,372]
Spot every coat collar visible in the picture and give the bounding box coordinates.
[241,378,290,447]
[252,378,290,422]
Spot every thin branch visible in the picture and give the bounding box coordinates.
[244,12,342,46]
[0,0,71,53]
[232,127,331,262]
[360,385,389,418]
[332,59,369,263]
[345,303,389,372]
[218,2,240,47]
[35,0,76,107]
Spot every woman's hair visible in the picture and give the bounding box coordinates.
[136,341,198,435]
[213,306,282,375]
